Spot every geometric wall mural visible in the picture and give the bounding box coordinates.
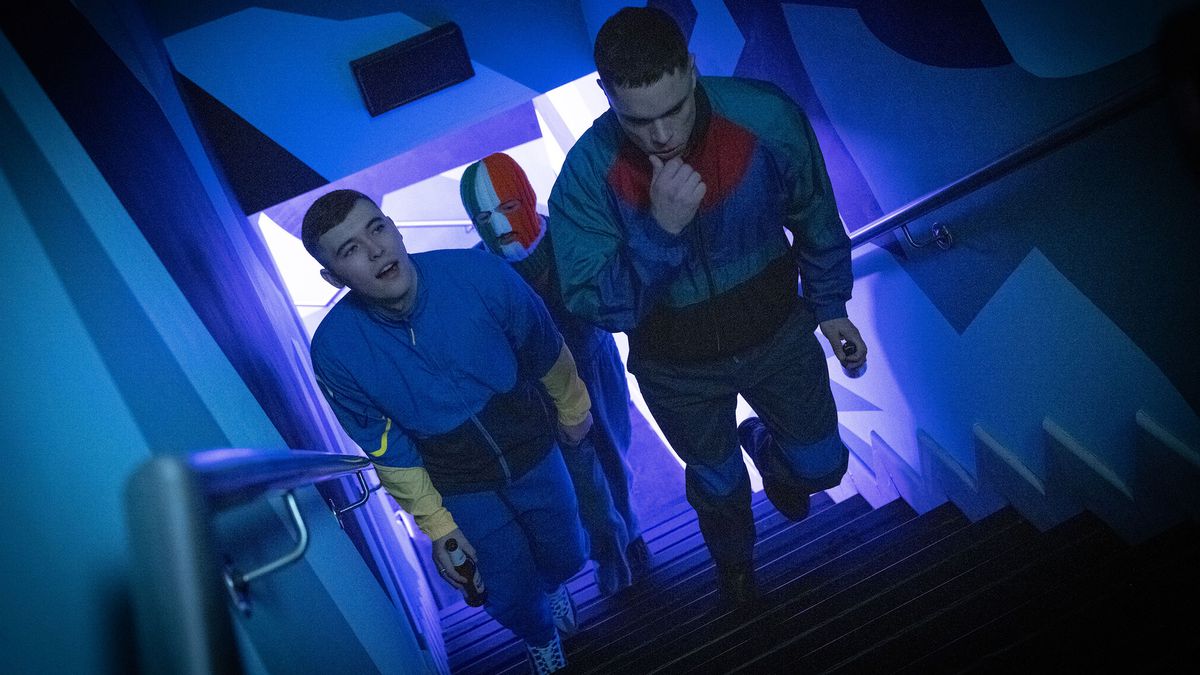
[154,0,1200,495]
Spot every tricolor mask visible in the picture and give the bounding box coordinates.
[459,153,545,262]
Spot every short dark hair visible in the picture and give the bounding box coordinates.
[301,189,372,261]
[594,7,689,89]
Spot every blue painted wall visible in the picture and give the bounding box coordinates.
[674,0,1200,493]
[0,2,441,671]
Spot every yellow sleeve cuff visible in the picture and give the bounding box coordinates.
[539,343,592,427]
[372,464,459,540]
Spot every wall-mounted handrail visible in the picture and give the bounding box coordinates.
[187,447,370,510]
[124,448,376,674]
[848,76,1166,250]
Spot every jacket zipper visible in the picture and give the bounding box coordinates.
[691,218,722,355]
[405,321,512,483]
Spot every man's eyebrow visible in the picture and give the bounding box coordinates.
[621,90,689,123]
[335,217,387,255]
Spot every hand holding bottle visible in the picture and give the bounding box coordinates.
[433,528,487,606]
[818,317,868,377]
[841,340,867,378]
[433,530,475,585]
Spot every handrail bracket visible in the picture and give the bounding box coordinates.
[223,490,309,615]
[901,221,954,250]
[326,470,383,529]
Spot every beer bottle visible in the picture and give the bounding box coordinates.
[446,538,487,607]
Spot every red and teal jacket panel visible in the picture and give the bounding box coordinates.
[549,76,852,364]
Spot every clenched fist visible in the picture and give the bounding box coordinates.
[649,155,706,235]
[559,410,594,447]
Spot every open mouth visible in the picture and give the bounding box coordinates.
[376,261,399,279]
[497,233,518,246]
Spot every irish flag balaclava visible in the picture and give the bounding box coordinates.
[459,153,546,264]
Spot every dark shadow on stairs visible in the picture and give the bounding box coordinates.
[444,491,1200,674]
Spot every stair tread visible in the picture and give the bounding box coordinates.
[443,489,775,645]
[575,497,915,674]
[687,504,1024,674]
[887,510,1141,674]
[814,510,1128,673]
[444,487,1200,675]
[448,490,841,674]
[960,520,1200,671]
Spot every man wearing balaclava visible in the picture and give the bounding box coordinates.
[461,152,650,597]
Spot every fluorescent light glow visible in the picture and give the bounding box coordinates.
[535,108,567,172]
[254,212,339,307]
[542,74,606,141]
[391,219,474,227]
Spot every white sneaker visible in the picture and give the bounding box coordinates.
[525,631,566,674]
[546,584,578,636]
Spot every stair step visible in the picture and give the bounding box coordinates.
[770,514,1047,673]
[623,499,967,673]
[827,510,1126,673]
[574,493,856,649]
[964,519,1200,671]
[578,496,900,673]
[444,478,1200,674]
[450,490,830,675]
[895,515,1191,673]
[493,493,850,675]
[699,504,1023,674]
[649,501,971,672]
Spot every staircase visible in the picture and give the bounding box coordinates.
[442,484,1200,673]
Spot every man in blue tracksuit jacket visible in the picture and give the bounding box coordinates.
[548,7,870,606]
[303,189,588,673]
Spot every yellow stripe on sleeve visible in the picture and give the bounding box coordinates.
[539,343,592,427]
[373,464,458,540]
[370,418,392,457]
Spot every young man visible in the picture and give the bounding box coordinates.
[460,152,651,597]
[303,189,589,673]
[548,7,868,606]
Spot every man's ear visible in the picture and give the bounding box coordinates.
[597,78,617,112]
[320,268,346,289]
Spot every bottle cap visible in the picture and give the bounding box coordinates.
[445,538,466,565]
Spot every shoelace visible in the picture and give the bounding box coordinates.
[527,636,565,673]
[548,586,572,621]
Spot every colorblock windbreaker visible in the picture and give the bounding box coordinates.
[548,76,852,365]
[310,249,590,512]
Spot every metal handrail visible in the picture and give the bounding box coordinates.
[186,447,370,510]
[848,76,1166,250]
[124,448,378,674]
